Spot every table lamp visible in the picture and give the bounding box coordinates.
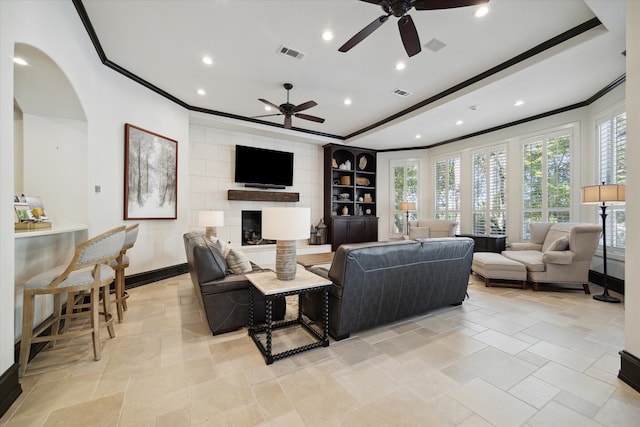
[581,183,625,303]
[199,210,224,239]
[262,207,310,280]
[399,201,416,235]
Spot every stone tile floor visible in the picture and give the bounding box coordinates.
[2,273,639,426]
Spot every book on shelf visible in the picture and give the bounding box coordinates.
[14,195,50,226]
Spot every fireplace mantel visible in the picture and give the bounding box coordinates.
[228,189,300,202]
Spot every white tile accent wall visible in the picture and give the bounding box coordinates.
[188,124,328,260]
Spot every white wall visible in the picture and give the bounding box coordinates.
[22,114,88,224]
[1,0,189,373]
[624,0,640,361]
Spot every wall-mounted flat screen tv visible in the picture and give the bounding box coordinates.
[234,145,294,189]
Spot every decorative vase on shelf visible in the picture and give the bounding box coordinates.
[342,206,349,216]
[345,160,351,170]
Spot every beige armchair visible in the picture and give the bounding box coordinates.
[501,222,602,293]
[407,220,457,239]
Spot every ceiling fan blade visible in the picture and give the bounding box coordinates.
[284,115,292,129]
[295,113,325,124]
[398,15,421,57]
[414,0,489,10]
[359,0,382,4]
[252,113,283,119]
[339,14,390,53]
[292,100,317,113]
[258,98,281,111]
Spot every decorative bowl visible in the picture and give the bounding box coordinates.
[339,193,350,200]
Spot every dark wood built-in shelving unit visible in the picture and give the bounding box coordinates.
[324,144,378,251]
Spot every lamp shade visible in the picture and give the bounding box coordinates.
[262,207,310,240]
[399,202,416,211]
[198,210,224,227]
[581,184,625,205]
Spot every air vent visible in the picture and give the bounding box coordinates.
[392,88,412,97]
[424,38,446,53]
[278,45,305,60]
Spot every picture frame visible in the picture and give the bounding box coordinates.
[124,123,178,220]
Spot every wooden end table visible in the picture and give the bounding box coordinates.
[247,266,330,364]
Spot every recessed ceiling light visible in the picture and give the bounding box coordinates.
[344,98,352,105]
[13,57,28,66]
[395,62,406,71]
[322,30,333,41]
[514,100,524,107]
[265,106,272,111]
[197,89,206,96]
[202,56,213,65]
[415,134,421,139]
[456,120,464,125]
[475,6,489,18]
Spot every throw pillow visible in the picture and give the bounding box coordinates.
[225,248,253,274]
[207,235,226,253]
[545,236,569,252]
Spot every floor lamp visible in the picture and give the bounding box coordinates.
[199,210,224,239]
[581,183,625,303]
[399,202,416,236]
[262,207,310,280]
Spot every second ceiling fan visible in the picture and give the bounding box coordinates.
[254,83,325,129]
[339,0,489,57]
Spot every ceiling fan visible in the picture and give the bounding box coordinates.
[339,0,489,57]
[253,83,325,129]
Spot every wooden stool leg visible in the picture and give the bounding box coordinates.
[91,285,101,360]
[50,293,63,348]
[102,285,116,338]
[19,292,35,377]
[115,269,125,322]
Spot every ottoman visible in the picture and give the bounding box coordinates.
[472,252,527,289]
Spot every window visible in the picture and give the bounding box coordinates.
[472,146,507,235]
[597,110,626,249]
[434,156,460,231]
[391,160,418,236]
[522,131,571,238]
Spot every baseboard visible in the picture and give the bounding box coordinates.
[588,270,624,295]
[0,364,22,418]
[124,263,188,289]
[619,350,640,393]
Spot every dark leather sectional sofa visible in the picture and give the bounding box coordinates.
[183,232,285,335]
[300,238,474,340]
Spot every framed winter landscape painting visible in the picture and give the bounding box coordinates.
[124,123,178,220]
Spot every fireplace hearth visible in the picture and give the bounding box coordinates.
[241,210,275,246]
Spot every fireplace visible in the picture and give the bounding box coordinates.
[241,210,275,246]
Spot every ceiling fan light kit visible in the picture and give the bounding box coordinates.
[254,83,325,129]
[340,0,490,57]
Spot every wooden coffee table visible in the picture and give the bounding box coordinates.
[247,266,331,364]
[296,252,334,268]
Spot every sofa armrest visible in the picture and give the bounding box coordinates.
[510,242,542,251]
[542,250,574,265]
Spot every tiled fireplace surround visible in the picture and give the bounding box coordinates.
[189,125,331,266]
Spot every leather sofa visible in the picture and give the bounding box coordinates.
[300,237,474,340]
[183,232,285,335]
[501,222,602,293]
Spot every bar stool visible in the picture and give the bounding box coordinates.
[110,223,139,322]
[18,226,126,377]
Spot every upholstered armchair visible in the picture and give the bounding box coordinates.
[406,220,457,239]
[501,222,602,293]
